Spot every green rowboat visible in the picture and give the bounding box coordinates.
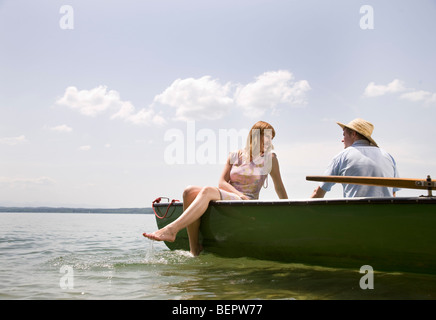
[153,196,436,275]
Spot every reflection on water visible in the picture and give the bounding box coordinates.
[143,248,436,300]
[1,212,435,300]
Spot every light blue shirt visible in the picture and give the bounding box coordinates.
[320,140,399,197]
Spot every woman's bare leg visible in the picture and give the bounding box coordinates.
[186,219,202,256]
[183,186,204,256]
[182,185,201,211]
[143,186,220,256]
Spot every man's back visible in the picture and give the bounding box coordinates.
[321,140,399,197]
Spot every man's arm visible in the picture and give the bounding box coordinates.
[310,186,326,198]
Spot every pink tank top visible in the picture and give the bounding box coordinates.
[228,150,273,200]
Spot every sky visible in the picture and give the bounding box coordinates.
[1,0,435,208]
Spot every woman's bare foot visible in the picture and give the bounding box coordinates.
[142,226,177,242]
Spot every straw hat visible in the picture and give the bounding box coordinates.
[336,118,378,147]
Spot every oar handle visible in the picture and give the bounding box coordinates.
[306,175,436,190]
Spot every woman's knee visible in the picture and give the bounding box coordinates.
[183,185,201,200]
[198,186,219,200]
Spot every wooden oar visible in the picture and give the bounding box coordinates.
[306,175,436,190]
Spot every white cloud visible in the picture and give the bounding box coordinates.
[234,70,311,118]
[363,79,406,97]
[400,90,436,105]
[400,90,430,101]
[57,85,166,126]
[56,71,311,125]
[78,145,91,151]
[0,176,55,189]
[49,124,73,133]
[364,79,436,106]
[153,76,234,121]
[0,135,27,146]
[56,86,129,117]
[153,71,310,121]
[111,102,166,126]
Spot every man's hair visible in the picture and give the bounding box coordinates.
[344,127,370,143]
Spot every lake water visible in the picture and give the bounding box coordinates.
[1,212,435,301]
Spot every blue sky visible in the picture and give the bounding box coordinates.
[1,0,435,207]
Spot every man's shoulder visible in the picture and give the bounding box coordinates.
[334,146,355,158]
[332,145,367,163]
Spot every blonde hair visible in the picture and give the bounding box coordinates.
[243,121,275,162]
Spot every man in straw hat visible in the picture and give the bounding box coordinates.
[311,118,399,198]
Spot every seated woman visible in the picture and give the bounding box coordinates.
[143,121,288,256]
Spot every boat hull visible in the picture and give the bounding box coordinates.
[153,197,436,274]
